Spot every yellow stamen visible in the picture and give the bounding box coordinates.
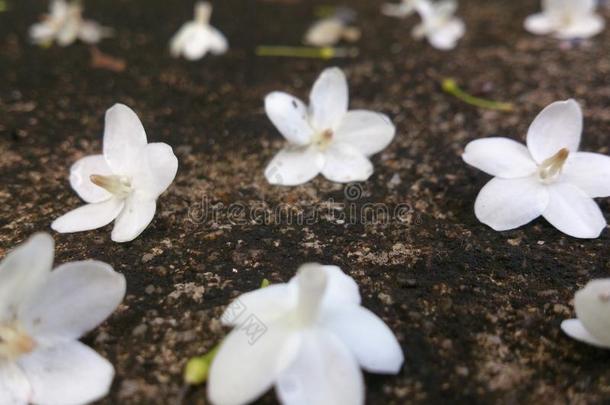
[0,324,36,360]
[90,174,132,198]
[538,148,569,181]
[312,129,334,151]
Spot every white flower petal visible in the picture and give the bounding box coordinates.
[29,23,56,44]
[69,154,113,203]
[0,233,53,321]
[572,279,610,347]
[474,176,549,231]
[334,110,396,156]
[555,0,596,16]
[264,92,313,145]
[170,24,193,57]
[183,26,213,60]
[289,265,361,309]
[428,18,465,50]
[322,306,403,374]
[556,14,605,39]
[78,21,111,44]
[221,284,296,327]
[265,145,324,186]
[304,18,344,47]
[103,104,148,175]
[56,18,80,47]
[309,67,349,131]
[131,142,178,198]
[208,26,229,54]
[19,261,125,344]
[0,361,30,405]
[110,194,156,243]
[526,100,582,164]
[18,342,114,405]
[562,152,610,198]
[524,13,555,35]
[51,198,124,234]
[542,182,606,238]
[276,329,364,405]
[463,138,537,179]
[207,320,300,405]
[321,143,374,183]
[381,2,415,18]
[561,319,609,348]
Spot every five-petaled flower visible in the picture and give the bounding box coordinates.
[463,99,610,239]
[0,233,125,405]
[412,0,465,50]
[264,67,395,186]
[52,104,178,243]
[170,1,228,61]
[524,0,605,39]
[562,278,610,348]
[29,0,113,47]
[207,263,404,405]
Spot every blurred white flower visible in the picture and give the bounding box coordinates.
[207,263,404,405]
[304,17,360,47]
[562,279,610,348]
[412,0,465,50]
[52,104,178,243]
[29,0,112,47]
[463,99,610,239]
[0,233,125,405]
[170,1,228,60]
[264,67,395,185]
[382,0,419,18]
[525,0,605,39]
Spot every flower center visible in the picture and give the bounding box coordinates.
[295,264,328,326]
[312,129,334,151]
[0,323,36,360]
[538,148,569,184]
[90,174,133,199]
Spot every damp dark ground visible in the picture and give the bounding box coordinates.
[2,0,610,404]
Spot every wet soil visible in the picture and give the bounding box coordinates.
[2,0,610,404]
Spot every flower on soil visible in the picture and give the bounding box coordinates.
[264,67,395,185]
[52,104,178,243]
[207,263,404,405]
[463,99,610,239]
[304,17,361,47]
[524,0,605,39]
[29,0,112,47]
[170,1,228,61]
[412,0,465,50]
[0,233,125,405]
[562,279,610,348]
[381,0,419,18]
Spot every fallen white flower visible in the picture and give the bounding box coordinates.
[52,104,178,243]
[463,99,610,239]
[170,1,228,61]
[0,233,125,405]
[29,0,112,47]
[304,17,361,47]
[524,0,605,39]
[264,67,395,185]
[412,0,465,50]
[381,0,419,18]
[208,263,404,405]
[562,279,610,348]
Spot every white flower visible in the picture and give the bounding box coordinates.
[524,0,605,39]
[52,104,178,243]
[264,67,395,185]
[207,263,404,405]
[170,1,228,61]
[381,0,419,18]
[561,279,610,348]
[462,99,610,239]
[303,17,360,47]
[0,233,126,405]
[29,0,112,47]
[412,0,465,50]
